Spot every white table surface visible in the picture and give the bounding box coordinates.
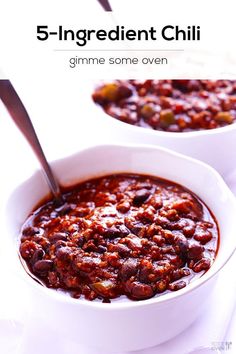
[0,79,235,354]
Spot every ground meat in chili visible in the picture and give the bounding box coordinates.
[92,80,236,132]
[20,174,219,302]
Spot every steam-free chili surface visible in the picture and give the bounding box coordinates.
[20,174,219,302]
[92,80,236,132]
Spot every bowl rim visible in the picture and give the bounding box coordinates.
[94,102,236,138]
[7,143,236,311]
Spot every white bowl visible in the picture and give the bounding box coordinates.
[86,81,236,177]
[5,144,236,352]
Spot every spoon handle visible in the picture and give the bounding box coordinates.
[97,0,112,11]
[0,80,61,200]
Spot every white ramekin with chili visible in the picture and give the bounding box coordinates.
[5,144,236,352]
[91,80,236,177]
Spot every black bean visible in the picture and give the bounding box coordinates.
[118,85,133,100]
[77,236,85,248]
[56,247,72,262]
[193,258,211,272]
[22,226,42,236]
[171,268,190,281]
[97,245,107,253]
[104,224,130,238]
[139,267,153,283]
[194,225,213,244]
[119,259,138,281]
[168,280,186,291]
[54,240,67,250]
[133,189,151,206]
[49,232,68,242]
[119,224,130,237]
[33,260,53,273]
[174,235,189,256]
[116,201,131,213]
[187,244,204,260]
[83,241,97,252]
[127,281,154,300]
[124,218,144,236]
[114,244,130,256]
[31,248,45,265]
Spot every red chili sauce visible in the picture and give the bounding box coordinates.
[20,174,219,302]
[92,80,236,132]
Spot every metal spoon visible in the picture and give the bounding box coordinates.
[0,80,62,286]
[0,80,61,202]
[97,0,112,11]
